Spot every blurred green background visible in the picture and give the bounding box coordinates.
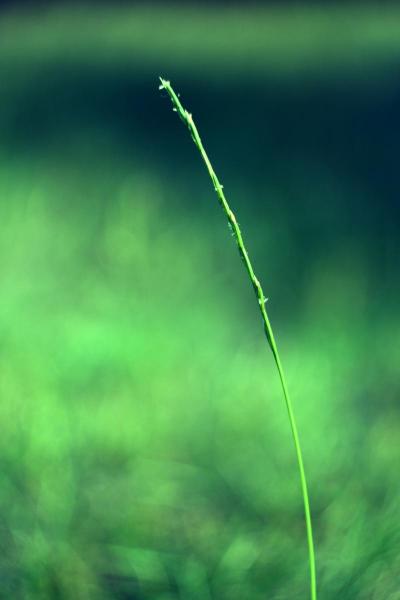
[0,3,399,599]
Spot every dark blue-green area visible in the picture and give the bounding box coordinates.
[0,4,399,599]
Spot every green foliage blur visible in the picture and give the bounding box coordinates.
[0,4,399,599]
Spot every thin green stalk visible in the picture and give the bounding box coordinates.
[159,77,317,600]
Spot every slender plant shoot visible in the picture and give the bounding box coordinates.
[159,77,317,600]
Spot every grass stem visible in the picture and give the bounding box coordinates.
[159,77,317,600]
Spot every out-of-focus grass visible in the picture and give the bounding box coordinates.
[0,3,399,599]
[0,156,399,599]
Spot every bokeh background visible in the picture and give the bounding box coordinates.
[0,2,399,598]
